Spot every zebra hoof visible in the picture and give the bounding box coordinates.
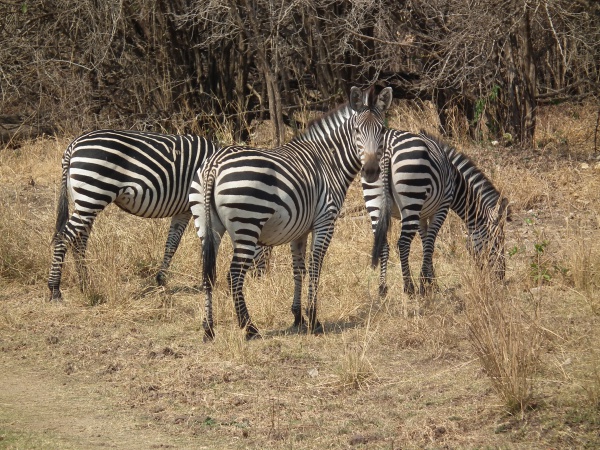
[378,284,389,298]
[49,289,63,302]
[203,326,215,342]
[245,324,261,340]
[310,321,324,335]
[291,315,308,333]
[156,271,168,286]
[403,283,416,296]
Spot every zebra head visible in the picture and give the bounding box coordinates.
[479,196,512,279]
[349,86,393,183]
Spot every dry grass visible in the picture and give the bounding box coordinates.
[1,103,599,448]
[463,267,542,414]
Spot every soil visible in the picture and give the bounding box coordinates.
[0,357,195,449]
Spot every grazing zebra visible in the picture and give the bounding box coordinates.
[190,86,393,340]
[368,131,511,296]
[48,129,218,300]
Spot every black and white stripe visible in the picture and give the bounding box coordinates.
[48,129,218,300]
[191,86,393,340]
[369,131,510,295]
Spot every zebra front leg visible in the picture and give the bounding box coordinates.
[156,211,192,286]
[229,251,260,340]
[290,237,308,329]
[306,228,333,335]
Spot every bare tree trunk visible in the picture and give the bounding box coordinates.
[503,8,537,146]
[234,0,285,146]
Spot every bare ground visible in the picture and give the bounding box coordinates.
[0,358,199,449]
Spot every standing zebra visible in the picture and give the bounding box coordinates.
[48,129,218,300]
[191,86,393,340]
[368,131,511,296]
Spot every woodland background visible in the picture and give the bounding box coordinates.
[1,0,599,147]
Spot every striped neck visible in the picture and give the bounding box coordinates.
[446,146,502,232]
[292,104,360,212]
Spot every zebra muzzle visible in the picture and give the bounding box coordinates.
[361,164,381,183]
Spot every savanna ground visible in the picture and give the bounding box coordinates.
[1,101,599,449]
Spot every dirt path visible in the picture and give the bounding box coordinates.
[0,358,195,449]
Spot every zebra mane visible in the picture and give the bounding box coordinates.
[419,131,502,209]
[296,104,354,142]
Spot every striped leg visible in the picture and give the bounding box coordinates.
[251,245,272,278]
[48,214,95,300]
[72,230,92,293]
[290,237,308,329]
[397,219,419,295]
[229,247,260,340]
[418,205,450,294]
[156,211,192,286]
[48,236,69,300]
[306,227,333,334]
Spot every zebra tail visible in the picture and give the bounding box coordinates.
[53,163,70,243]
[202,170,218,289]
[371,142,392,268]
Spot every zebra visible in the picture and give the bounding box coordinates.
[48,129,218,300]
[190,86,393,340]
[368,131,511,296]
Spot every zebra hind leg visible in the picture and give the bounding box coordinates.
[156,212,192,286]
[48,234,68,301]
[249,245,272,279]
[48,211,96,300]
[378,241,390,297]
[397,229,417,295]
[73,237,90,293]
[418,209,448,295]
[305,229,333,335]
[229,252,261,340]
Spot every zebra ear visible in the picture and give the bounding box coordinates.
[349,86,364,111]
[376,87,393,112]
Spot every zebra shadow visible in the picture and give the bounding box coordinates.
[133,283,203,300]
[263,318,366,339]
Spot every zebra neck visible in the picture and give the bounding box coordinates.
[296,106,361,213]
[449,152,501,235]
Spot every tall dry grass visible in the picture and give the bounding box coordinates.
[462,266,542,414]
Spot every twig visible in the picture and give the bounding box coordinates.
[595,106,599,154]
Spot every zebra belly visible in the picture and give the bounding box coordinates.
[113,185,189,218]
[259,209,313,246]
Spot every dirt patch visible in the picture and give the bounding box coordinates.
[0,357,195,449]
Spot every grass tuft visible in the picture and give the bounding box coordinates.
[463,267,542,414]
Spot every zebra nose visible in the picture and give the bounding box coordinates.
[362,164,380,183]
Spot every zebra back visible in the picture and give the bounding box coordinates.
[65,129,217,219]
